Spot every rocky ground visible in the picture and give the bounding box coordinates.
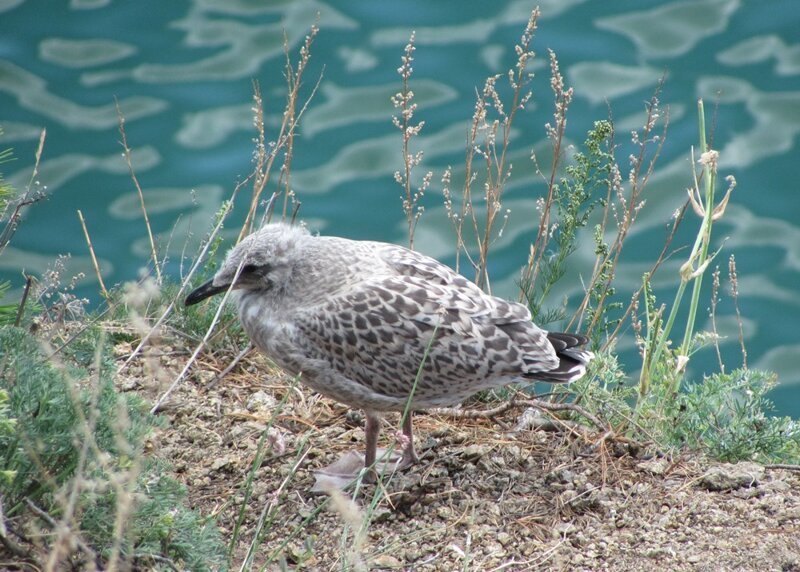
[120,343,800,572]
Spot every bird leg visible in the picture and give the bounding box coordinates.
[363,411,381,482]
[362,411,418,483]
[398,411,420,469]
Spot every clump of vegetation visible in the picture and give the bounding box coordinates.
[536,97,800,463]
[0,325,226,569]
[396,10,798,465]
[0,134,228,568]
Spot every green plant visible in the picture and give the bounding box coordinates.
[0,326,226,569]
[520,119,613,329]
[0,134,18,324]
[81,460,227,570]
[641,99,736,395]
[663,369,800,463]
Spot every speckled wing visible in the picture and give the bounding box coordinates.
[291,247,559,408]
[375,243,537,327]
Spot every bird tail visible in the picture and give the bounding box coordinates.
[528,332,594,384]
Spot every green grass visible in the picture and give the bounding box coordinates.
[0,326,227,570]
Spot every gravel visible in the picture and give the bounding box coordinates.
[124,346,800,571]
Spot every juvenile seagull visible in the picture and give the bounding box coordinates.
[186,223,593,479]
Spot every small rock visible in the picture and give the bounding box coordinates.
[462,444,490,460]
[552,521,575,538]
[373,554,402,568]
[118,375,142,391]
[732,486,762,500]
[637,458,669,475]
[700,462,764,491]
[211,456,232,471]
[506,445,523,461]
[246,390,277,412]
[371,507,393,523]
[777,507,800,523]
[546,468,576,485]
[646,547,676,558]
[762,479,791,493]
[497,532,512,546]
[560,489,578,504]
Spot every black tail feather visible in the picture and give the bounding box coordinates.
[526,332,594,384]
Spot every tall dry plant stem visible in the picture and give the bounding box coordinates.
[444,8,539,293]
[116,101,161,284]
[571,85,669,342]
[728,255,747,369]
[521,47,572,297]
[392,32,430,250]
[239,24,321,242]
[0,128,47,257]
[121,26,322,380]
[77,210,109,301]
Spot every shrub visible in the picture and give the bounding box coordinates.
[0,326,226,570]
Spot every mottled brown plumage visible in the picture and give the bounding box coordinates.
[186,223,593,479]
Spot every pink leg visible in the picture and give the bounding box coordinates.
[364,411,381,482]
[399,411,420,469]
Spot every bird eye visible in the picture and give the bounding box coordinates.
[241,264,260,274]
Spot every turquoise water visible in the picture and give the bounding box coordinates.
[1,1,799,412]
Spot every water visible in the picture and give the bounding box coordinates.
[1,0,799,413]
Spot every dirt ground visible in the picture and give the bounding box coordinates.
[120,343,800,572]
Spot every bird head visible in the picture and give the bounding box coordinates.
[184,223,309,306]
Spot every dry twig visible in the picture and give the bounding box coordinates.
[77,209,110,300]
[116,100,161,283]
[433,396,609,434]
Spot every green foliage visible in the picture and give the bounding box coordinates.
[521,120,613,327]
[565,349,634,428]
[568,346,800,464]
[0,280,17,326]
[546,100,800,467]
[662,369,800,463]
[0,326,226,570]
[0,387,18,485]
[0,134,13,207]
[203,200,233,276]
[0,327,140,509]
[1,137,19,322]
[81,460,227,571]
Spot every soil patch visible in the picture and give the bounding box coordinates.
[123,344,800,571]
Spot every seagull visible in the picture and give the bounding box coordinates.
[185,223,593,482]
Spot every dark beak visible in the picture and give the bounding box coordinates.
[185,279,230,306]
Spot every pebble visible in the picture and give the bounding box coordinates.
[700,462,765,491]
[462,444,490,459]
[246,389,277,411]
[373,554,402,568]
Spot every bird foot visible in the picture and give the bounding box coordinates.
[311,448,402,492]
[394,429,420,470]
